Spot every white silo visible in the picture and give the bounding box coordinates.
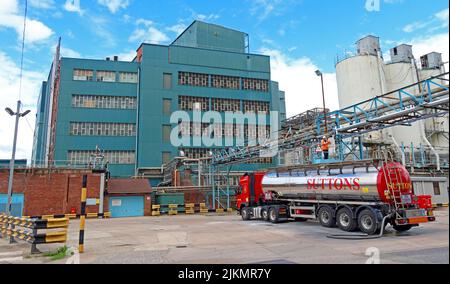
[336,36,387,109]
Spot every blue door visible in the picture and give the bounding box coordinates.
[109,196,144,218]
[0,194,24,217]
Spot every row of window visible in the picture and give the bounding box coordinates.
[73,69,138,83]
[177,123,271,139]
[178,72,270,92]
[178,96,270,113]
[70,122,136,137]
[68,151,136,165]
[72,95,137,110]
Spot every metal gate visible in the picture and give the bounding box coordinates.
[109,196,144,218]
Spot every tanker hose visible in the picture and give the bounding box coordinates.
[326,213,394,240]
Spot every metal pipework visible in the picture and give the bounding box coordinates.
[420,121,441,171]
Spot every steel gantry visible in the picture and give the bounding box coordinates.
[211,72,449,166]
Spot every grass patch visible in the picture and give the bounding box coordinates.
[44,246,71,261]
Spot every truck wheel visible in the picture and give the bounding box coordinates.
[241,208,251,221]
[318,206,336,228]
[269,207,280,224]
[337,208,357,232]
[358,210,379,235]
[393,224,413,233]
[261,208,269,222]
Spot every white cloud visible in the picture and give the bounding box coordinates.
[197,14,220,22]
[0,0,53,44]
[166,24,187,36]
[97,0,130,14]
[112,50,137,62]
[63,0,84,15]
[250,0,280,21]
[259,48,340,117]
[29,0,55,10]
[0,51,46,160]
[129,20,170,44]
[409,33,449,64]
[403,8,449,33]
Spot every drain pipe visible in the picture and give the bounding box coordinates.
[390,134,406,166]
[420,121,441,171]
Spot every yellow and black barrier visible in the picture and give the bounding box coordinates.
[0,213,68,254]
[23,212,111,220]
[150,203,234,216]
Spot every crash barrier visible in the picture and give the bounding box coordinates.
[152,203,234,216]
[0,214,69,254]
[23,212,111,220]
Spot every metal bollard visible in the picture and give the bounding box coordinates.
[79,175,87,253]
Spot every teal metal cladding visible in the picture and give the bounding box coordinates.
[32,21,287,181]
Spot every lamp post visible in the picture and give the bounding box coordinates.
[315,70,328,134]
[5,101,30,228]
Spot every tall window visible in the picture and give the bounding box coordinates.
[162,152,172,165]
[179,96,209,111]
[119,72,138,83]
[211,75,240,89]
[163,99,172,115]
[163,73,172,89]
[162,125,172,142]
[97,71,116,82]
[73,69,93,81]
[242,78,269,92]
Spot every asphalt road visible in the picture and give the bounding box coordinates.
[0,208,448,264]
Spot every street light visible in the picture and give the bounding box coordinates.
[315,70,328,134]
[4,100,30,243]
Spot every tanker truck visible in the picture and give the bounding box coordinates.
[236,161,436,235]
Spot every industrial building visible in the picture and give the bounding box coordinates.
[31,21,287,186]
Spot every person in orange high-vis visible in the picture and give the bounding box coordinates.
[321,136,330,160]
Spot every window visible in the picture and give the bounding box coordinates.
[211,75,240,89]
[211,98,240,112]
[243,101,270,114]
[433,182,441,196]
[163,73,172,89]
[178,72,209,87]
[70,122,136,136]
[97,71,116,82]
[179,96,209,111]
[73,69,93,81]
[163,125,172,142]
[163,99,172,115]
[72,95,137,109]
[393,48,398,56]
[242,78,269,92]
[68,151,135,165]
[162,152,172,165]
[119,72,138,83]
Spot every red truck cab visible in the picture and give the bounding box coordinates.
[236,173,266,211]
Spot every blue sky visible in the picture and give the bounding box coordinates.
[0,0,449,159]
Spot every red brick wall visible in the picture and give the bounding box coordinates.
[0,170,103,216]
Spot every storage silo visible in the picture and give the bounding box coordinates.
[336,36,386,109]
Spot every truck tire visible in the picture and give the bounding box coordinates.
[269,207,280,224]
[241,208,251,221]
[261,208,270,222]
[318,206,336,228]
[336,208,357,232]
[358,209,379,235]
[393,224,413,233]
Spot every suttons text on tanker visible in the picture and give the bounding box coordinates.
[178,268,271,282]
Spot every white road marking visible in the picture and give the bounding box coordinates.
[0,251,23,257]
